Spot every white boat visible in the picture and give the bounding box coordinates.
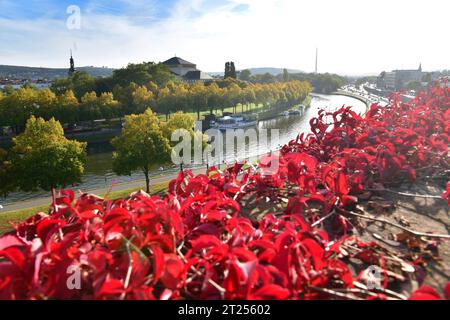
[211,116,257,130]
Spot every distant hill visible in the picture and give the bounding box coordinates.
[0,65,115,80]
[209,67,303,77]
[247,68,302,76]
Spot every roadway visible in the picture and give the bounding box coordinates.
[0,167,208,213]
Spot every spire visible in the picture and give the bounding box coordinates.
[418,63,422,72]
[69,50,76,76]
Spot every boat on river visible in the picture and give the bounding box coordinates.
[210,116,257,130]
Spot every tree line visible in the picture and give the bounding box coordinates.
[239,69,344,94]
[0,111,203,196]
[0,62,312,133]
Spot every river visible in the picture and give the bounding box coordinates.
[1,94,366,206]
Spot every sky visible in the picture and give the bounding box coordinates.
[0,0,448,75]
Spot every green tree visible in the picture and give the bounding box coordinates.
[0,148,14,196]
[161,112,195,142]
[11,116,87,192]
[2,87,39,133]
[225,62,230,79]
[239,69,252,82]
[407,80,422,91]
[80,92,102,121]
[230,62,237,79]
[131,85,154,114]
[56,90,79,125]
[71,72,97,100]
[112,62,174,88]
[112,109,171,193]
[283,69,290,82]
[51,77,73,96]
[1,85,14,95]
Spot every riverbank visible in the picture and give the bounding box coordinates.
[255,95,312,122]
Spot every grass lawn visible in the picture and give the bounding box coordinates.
[0,182,169,235]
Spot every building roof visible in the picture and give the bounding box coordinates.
[162,57,196,66]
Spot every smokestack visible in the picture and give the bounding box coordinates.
[315,48,318,74]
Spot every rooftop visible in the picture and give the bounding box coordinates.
[162,57,196,66]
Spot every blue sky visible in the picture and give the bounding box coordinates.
[0,0,448,75]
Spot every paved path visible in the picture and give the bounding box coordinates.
[0,167,208,213]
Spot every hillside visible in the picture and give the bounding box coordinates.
[0,65,115,80]
[209,67,302,77]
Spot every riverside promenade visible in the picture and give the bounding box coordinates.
[0,167,207,213]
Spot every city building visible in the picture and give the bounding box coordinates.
[377,64,423,91]
[162,57,213,82]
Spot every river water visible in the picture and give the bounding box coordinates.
[1,94,366,206]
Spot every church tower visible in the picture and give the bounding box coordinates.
[69,50,76,76]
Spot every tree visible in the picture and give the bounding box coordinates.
[224,62,237,79]
[71,72,97,100]
[51,78,73,96]
[1,85,14,96]
[190,82,208,120]
[112,62,174,88]
[230,62,237,79]
[2,87,39,133]
[112,109,171,193]
[11,116,87,192]
[161,112,195,143]
[56,90,79,125]
[407,80,422,91]
[131,85,154,114]
[283,69,290,82]
[225,62,230,79]
[80,92,102,121]
[239,69,252,82]
[0,148,14,196]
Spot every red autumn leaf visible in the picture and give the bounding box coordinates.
[189,235,223,254]
[0,247,26,270]
[59,189,75,203]
[151,245,165,283]
[36,219,64,242]
[98,278,125,297]
[105,230,124,250]
[249,284,291,300]
[78,210,98,220]
[409,285,442,300]
[444,282,450,300]
[0,235,24,251]
[442,182,450,206]
[160,254,185,290]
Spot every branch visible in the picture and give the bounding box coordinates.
[347,210,450,239]
[311,210,336,228]
[367,188,443,200]
[120,242,133,300]
[308,286,360,300]
[177,247,226,297]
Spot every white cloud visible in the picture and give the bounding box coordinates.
[0,0,448,75]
